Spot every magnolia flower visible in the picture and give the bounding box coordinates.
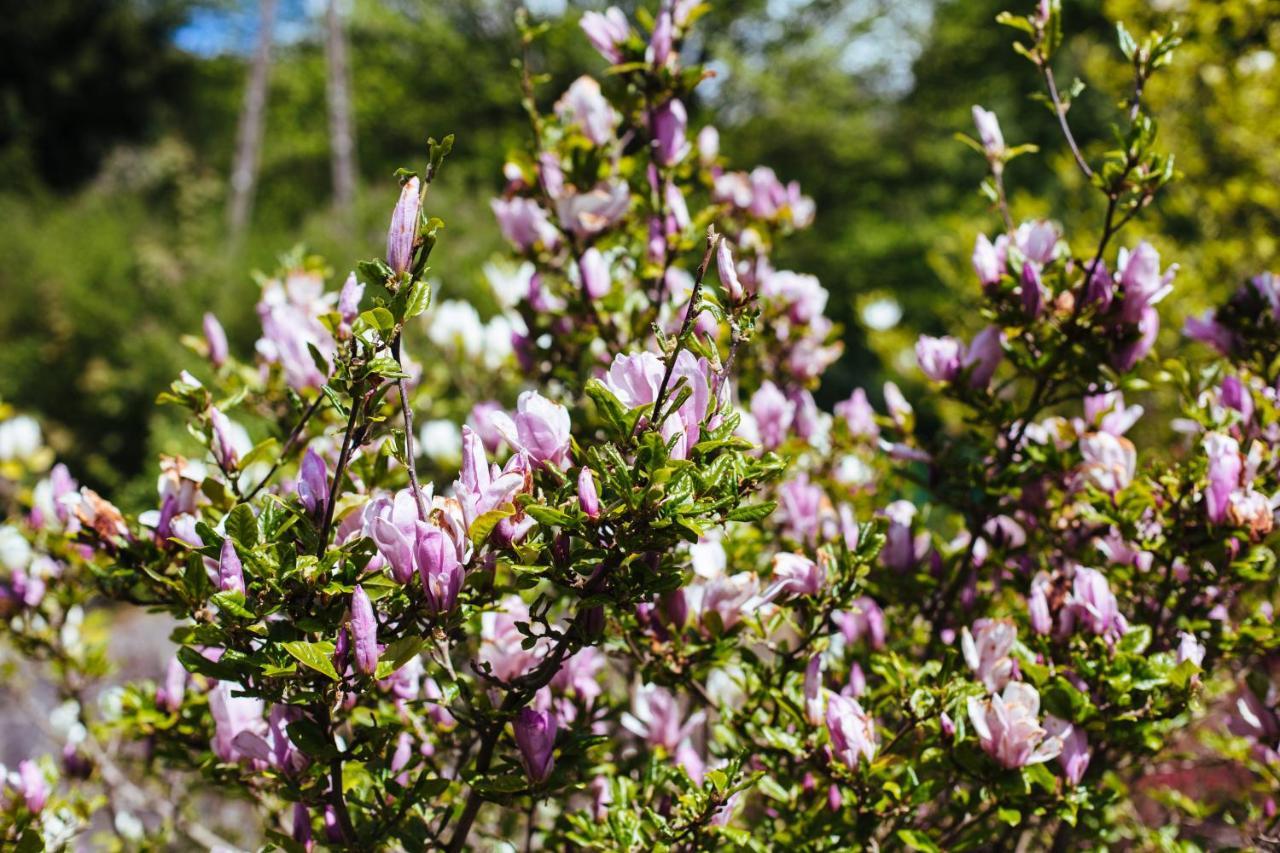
[622,684,705,780]
[652,98,691,165]
[578,468,601,519]
[967,682,1064,769]
[218,538,245,595]
[350,585,379,676]
[915,335,963,382]
[881,500,920,571]
[972,233,1007,286]
[1014,220,1060,266]
[13,760,48,813]
[1079,432,1137,493]
[297,448,329,516]
[1045,716,1089,784]
[1184,309,1233,355]
[838,597,886,650]
[761,552,825,601]
[605,350,710,460]
[964,326,1004,388]
[209,682,267,764]
[417,526,464,615]
[255,273,336,390]
[204,312,229,367]
[514,708,557,783]
[826,693,877,768]
[387,176,421,275]
[491,197,558,250]
[804,656,825,726]
[555,181,630,238]
[961,618,1017,692]
[1176,632,1206,667]
[698,125,720,165]
[1061,567,1127,640]
[835,389,879,439]
[1028,575,1052,636]
[1116,241,1175,324]
[1083,391,1143,436]
[750,381,796,450]
[971,105,1004,155]
[491,391,572,469]
[580,7,630,63]
[156,655,187,713]
[1219,375,1254,424]
[1203,432,1242,524]
[208,407,239,470]
[555,76,617,145]
[779,474,824,544]
[578,248,611,300]
[716,238,745,303]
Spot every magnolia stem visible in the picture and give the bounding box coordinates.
[391,335,429,522]
[317,384,366,557]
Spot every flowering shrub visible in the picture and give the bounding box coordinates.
[2,1,1280,849]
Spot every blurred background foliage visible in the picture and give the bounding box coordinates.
[0,0,1277,508]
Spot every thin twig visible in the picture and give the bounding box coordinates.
[243,392,327,502]
[1042,65,1093,180]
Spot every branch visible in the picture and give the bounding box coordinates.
[1042,66,1093,180]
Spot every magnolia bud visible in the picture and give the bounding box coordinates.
[350,585,379,675]
[297,448,329,516]
[514,707,557,783]
[579,248,610,300]
[208,407,239,470]
[716,238,745,304]
[387,177,422,275]
[578,467,601,519]
[416,526,463,615]
[218,538,245,595]
[203,312,229,367]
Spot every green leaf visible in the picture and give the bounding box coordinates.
[470,506,515,547]
[1117,623,1151,655]
[211,590,255,620]
[286,718,338,760]
[178,645,242,681]
[896,829,941,852]
[526,505,572,527]
[725,500,777,523]
[226,503,259,548]
[374,636,425,681]
[281,640,340,681]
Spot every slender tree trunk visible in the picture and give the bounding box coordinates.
[325,0,357,233]
[228,0,278,238]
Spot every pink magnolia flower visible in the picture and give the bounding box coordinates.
[826,693,877,768]
[605,350,710,460]
[1078,432,1137,494]
[1045,716,1089,784]
[838,597,886,650]
[578,247,611,300]
[255,273,337,391]
[1014,220,1060,266]
[555,181,630,238]
[1203,432,1242,524]
[580,7,630,63]
[578,468,601,519]
[761,552,825,601]
[1083,391,1143,436]
[491,197,559,250]
[779,473,824,544]
[834,389,879,439]
[1176,632,1205,667]
[218,538,245,595]
[972,233,1008,286]
[881,500,921,572]
[971,105,1004,155]
[555,76,617,145]
[514,708,558,783]
[1027,575,1052,636]
[1061,567,1127,640]
[652,98,690,165]
[350,585,379,675]
[492,391,572,469]
[804,655,825,726]
[1116,241,1175,324]
[204,312,229,367]
[916,335,963,382]
[967,682,1065,769]
[1184,309,1233,355]
[963,326,1004,388]
[387,176,421,275]
[297,448,329,516]
[961,618,1017,692]
[622,683,705,754]
[209,681,268,764]
[750,381,796,450]
[417,526,464,615]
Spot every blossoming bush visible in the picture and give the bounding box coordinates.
[2,1,1280,849]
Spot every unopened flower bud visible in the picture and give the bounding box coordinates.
[350,585,379,675]
[387,177,422,275]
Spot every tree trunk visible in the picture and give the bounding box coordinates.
[326,0,357,233]
[228,0,278,238]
